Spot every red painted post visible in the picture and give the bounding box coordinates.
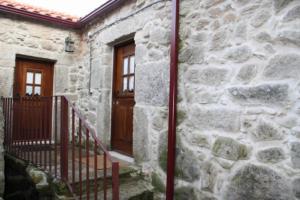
[166,0,180,199]
[112,162,119,200]
[60,96,69,181]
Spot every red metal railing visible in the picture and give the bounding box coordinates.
[1,96,119,200]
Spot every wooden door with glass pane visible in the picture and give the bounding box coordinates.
[111,43,135,156]
[13,59,54,141]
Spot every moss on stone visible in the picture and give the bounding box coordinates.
[174,187,198,200]
[176,110,187,125]
[238,144,248,159]
[31,173,43,184]
[52,181,72,197]
[151,173,165,193]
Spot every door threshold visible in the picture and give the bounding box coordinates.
[109,151,134,164]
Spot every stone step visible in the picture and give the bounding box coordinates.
[72,165,140,194]
[81,179,154,200]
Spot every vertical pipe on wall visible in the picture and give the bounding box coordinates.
[166,0,180,199]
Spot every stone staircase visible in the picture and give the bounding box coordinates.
[74,165,154,200]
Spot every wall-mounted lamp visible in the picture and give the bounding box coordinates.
[65,34,75,52]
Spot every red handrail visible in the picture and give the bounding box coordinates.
[1,96,119,200]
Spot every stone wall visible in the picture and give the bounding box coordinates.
[169,0,300,199]
[77,0,172,170]
[0,0,300,199]
[0,14,81,98]
[0,14,81,195]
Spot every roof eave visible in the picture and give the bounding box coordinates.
[78,0,125,26]
[0,0,126,29]
[0,4,80,29]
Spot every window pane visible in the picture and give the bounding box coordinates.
[129,56,135,74]
[123,77,128,91]
[26,86,33,95]
[34,86,41,95]
[35,73,42,85]
[26,72,33,84]
[129,76,134,91]
[123,57,128,75]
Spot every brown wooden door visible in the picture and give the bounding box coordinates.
[13,59,54,141]
[111,43,135,156]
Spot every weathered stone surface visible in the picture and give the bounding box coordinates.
[228,83,289,104]
[251,10,271,27]
[273,0,293,12]
[226,46,252,63]
[158,133,200,182]
[203,0,225,8]
[176,146,201,182]
[201,161,217,192]
[236,64,257,83]
[263,54,300,79]
[291,142,300,168]
[133,106,149,163]
[149,27,170,45]
[185,67,228,86]
[190,106,241,132]
[151,173,165,193]
[212,137,248,161]
[174,187,198,200]
[255,32,272,43]
[293,178,300,198]
[253,119,283,141]
[225,164,293,200]
[283,5,300,22]
[210,30,228,50]
[55,67,69,93]
[257,147,285,163]
[179,45,204,64]
[278,31,300,47]
[135,61,169,106]
[234,0,251,6]
[189,132,210,148]
[26,166,49,190]
[235,23,247,42]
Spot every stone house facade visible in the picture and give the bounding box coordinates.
[0,0,300,199]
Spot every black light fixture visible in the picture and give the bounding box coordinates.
[65,34,75,52]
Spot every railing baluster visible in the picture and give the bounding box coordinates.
[54,96,58,177]
[86,129,90,200]
[104,152,107,200]
[2,99,6,150]
[72,108,75,187]
[49,97,53,173]
[39,98,43,167]
[20,98,24,160]
[79,119,82,200]
[112,162,119,200]
[7,98,10,152]
[94,142,98,200]
[21,98,24,160]
[44,98,47,170]
[60,96,69,181]
[9,99,12,154]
